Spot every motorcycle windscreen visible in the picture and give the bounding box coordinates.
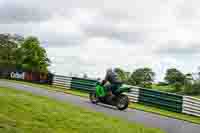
[116,84,132,93]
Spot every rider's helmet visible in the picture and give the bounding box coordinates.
[106,68,113,74]
[107,68,120,74]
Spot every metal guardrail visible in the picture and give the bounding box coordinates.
[52,75,200,117]
[53,75,140,102]
[53,75,71,88]
[183,96,200,117]
[124,87,140,103]
[139,88,183,112]
[71,77,98,91]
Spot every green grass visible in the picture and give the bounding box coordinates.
[194,96,200,99]
[151,84,175,92]
[0,86,164,133]
[3,79,200,124]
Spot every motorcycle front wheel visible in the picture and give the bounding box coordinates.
[116,94,129,110]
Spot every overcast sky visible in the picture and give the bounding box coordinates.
[1,0,200,80]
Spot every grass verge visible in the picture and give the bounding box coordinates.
[3,79,200,125]
[0,86,164,133]
[151,84,175,92]
[194,96,200,99]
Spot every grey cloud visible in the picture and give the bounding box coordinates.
[83,23,146,43]
[101,9,136,21]
[0,3,53,24]
[82,10,146,43]
[39,32,86,47]
[50,55,96,67]
[0,0,106,24]
[85,28,145,43]
[0,0,147,44]
[156,41,200,55]
[175,1,200,21]
[0,22,85,47]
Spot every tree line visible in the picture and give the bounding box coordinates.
[1,33,199,95]
[114,67,200,95]
[0,33,50,73]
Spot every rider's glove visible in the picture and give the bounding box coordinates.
[101,80,106,86]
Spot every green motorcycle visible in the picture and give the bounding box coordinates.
[89,82,131,110]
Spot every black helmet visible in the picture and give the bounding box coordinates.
[106,68,113,73]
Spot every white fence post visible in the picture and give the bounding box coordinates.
[182,96,200,117]
[124,86,140,103]
[52,75,72,89]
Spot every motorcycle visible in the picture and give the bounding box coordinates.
[89,82,131,110]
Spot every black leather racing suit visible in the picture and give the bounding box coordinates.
[102,69,122,94]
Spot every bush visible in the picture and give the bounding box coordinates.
[191,82,200,94]
[172,82,183,92]
[183,81,200,95]
[183,81,193,94]
[157,82,169,86]
[139,82,152,88]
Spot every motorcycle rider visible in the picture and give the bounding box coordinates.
[101,68,123,97]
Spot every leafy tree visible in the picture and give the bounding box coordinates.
[114,68,130,84]
[165,68,185,84]
[183,72,200,95]
[0,34,24,70]
[191,81,200,95]
[183,80,193,94]
[0,34,50,74]
[164,68,185,92]
[129,68,155,88]
[17,36,50,73]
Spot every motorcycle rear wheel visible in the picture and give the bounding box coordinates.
[89,92,99,104]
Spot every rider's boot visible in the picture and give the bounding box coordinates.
[108,91,115,100]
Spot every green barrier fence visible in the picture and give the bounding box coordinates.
[53,76,185,113]
[71,77,98,91]
[138,88,183,112]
